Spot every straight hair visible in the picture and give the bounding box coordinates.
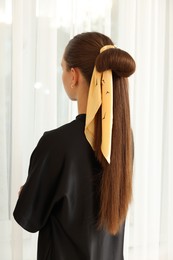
[64,32,135,235]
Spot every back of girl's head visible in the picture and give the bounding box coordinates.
[64,32,136,83]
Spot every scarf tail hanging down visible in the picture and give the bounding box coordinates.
[85,45,115,164]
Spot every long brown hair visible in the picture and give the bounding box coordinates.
[64,32,136,235]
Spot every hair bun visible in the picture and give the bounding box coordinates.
[95,48,136,78]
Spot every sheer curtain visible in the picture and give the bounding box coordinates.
[0,0,12,259]
[0,0,172,259]
[115,1,173,260]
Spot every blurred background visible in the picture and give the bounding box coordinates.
[0,0,172,259]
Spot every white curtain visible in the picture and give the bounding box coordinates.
[0,0,172,259]
[116,1,173,260]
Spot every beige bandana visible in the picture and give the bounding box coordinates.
[85,45,115,163]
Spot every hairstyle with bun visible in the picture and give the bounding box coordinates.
[64,32,136,235]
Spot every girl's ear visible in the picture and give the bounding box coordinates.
[70,67,80,87]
